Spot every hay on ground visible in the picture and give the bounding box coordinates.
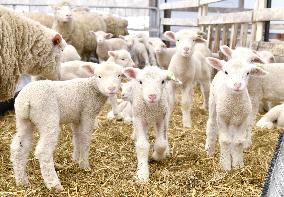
[0,89,280,196]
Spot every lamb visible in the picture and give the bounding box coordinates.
[107,81,134,123]
[62,44,81,62]
[256,103,284,129]
[123,66,180,181]
[52,2,106,61]
[10,61,125,191]
[120,35,150,68]
[148,37,176,69]
[0,5,66,101]
[24,12,54,28]
[164,29,211,128]
[205,57,267,171]
[92,31,128,62]
[60,50,135,80]
[220,46,284,148]
[256,50,275,64]
[136,33,157,66]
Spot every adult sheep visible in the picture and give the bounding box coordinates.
[0,5,66,101]
[52,2,106,61]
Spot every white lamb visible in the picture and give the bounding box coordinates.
[164,29,211,128]
[62,44,81,62]
[123,66,180,181]
[205,57,267,171]
[107,81,134,123]
[148,37,176,69]
[10,61,125,191]
[120,35,150,68]
[92,31,128,62]
[220,45,284,148]
[60,50,135,80]
[256,103,284,129]
[136,33,158,66]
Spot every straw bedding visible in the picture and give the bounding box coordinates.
[0,89,280,196]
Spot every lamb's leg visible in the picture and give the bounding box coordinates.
[218,120,231,171]
[205,92,217,156]
[181,82,194,128]
[133,117,149,181]
[152,118,170,161]
[244,97,259,149]
[199,80,210,111]
[71,123,80,162]
[109,95,122,120]
[77,117,94,170]
[256,104,283,129]
[35,124,63,191]
[10,118,33,186]
[230,123,247,169]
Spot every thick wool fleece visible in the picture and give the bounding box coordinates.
[0,6,65,101]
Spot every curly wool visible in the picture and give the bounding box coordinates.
[0,6,65,101]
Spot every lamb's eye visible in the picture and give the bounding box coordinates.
[139,80,142,84]
[177,39,180,42]
[121,58,125,61]
[98,75,102,78]
[162,80,165,84]
[247,72,250,75]
[224,71,228,75]
[118,74,121,78]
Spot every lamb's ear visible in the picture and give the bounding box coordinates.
[123,67,139,79]
[51,5,60,11]
[164,70,182,84]
[89,31,96,36]
[108,51,117,58]
[52,34,62,46]
[206,57,224,71]
[197,31,206,37]
[105,33,113,39]
[250,67,268,77]
[82,64,95,75]
[195,37,207,43]
[137,37,144,43]
[164,31,176,42]
[148,40,153,45]
[119,35,125,40]
[220,45,233,58]
[251,55,266,64]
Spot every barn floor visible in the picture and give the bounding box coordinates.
[0,89,280,196]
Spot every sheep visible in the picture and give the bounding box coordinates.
[120,35,150,69]
[60,50,135,81]
[10,61,125,191]
[148,37,176,69]
[205,57,267,171]
[52,2,106,61]
[62,44,81,62]
[164,29,211,128]
[123,66,181,181]
[107,49,136,67]
[92,31,128,62]
[24,12,54,28]
[220,45,284,148]
[256,103,284,129]
[107,81,134,123]
[0,5,66,101]
[101,14,129,37]
[136,33,157,66]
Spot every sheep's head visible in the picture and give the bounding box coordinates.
[53,4,73,22]
[108,50,136,67]
[123,66,181,104]
[206,57,268,93]
[92,62,124,96]
[121,82,133,101]
[91,31,113,45]
[220,45,266,64]
[164,29,206,57]
[148,38,167,54]
[256,51,275,63]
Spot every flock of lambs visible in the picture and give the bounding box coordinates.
[0,1,283,192]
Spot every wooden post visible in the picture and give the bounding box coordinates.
[163,0,171,46]
[149,0,158,37]
[255,0,267,41]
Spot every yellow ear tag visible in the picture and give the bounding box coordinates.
[167,72,182,84]
[256,63,264,69]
